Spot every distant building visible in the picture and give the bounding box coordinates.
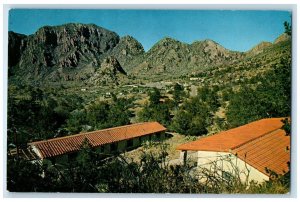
[189,77,201,81]
[28,122,166,161]
[176,118,290,183]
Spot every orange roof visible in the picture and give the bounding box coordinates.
[176,118,290,175]
[233,129,290,175]
[29,122,166,159]
[176,118,285,152]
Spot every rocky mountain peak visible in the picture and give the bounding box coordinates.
[109,35,144,69]
[100,56,127,75]
[247,41,272,55]
[88,56,127,85]
[274,33,291,44]
[9,23,121,81]
[8,31,27,67]
[8,23,289,84]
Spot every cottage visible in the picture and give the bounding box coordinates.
[28,122,166,161]
[176,118,290,183]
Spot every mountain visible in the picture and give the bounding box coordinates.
[129,38,243,78]
[129,37,191,75]
[9,23,121,81]
[247,41,273,55]
[88,56,127,85]
[109,35,145,72]
[8,23,291,85]
[192,35,291,88]
[274,33,291,44]
[8,31,27,67]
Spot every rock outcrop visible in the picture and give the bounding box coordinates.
[88,56,127,85]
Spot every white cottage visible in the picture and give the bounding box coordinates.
[177,118,290,183]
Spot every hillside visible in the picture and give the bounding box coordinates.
[7,22,292,194]
[8,23,291,86]
[189,34,291,89]
[128,38,243,80]
[10,23,121,81]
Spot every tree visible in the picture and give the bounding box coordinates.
[171,110,192,134]
[173,83,185,104]
[281,118,291,136]
[7,158,44,192]
[226,58,291,128]
[148,88,161,106]
[139,88,171,126]
[284,21,292,36]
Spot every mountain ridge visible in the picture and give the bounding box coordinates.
[8,23,291,84]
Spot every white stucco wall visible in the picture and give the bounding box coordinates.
[30,145,44,159]
[196,151,269,183]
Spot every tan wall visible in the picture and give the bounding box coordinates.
[196,151,269,183]
[179,150,197,165]
[31,145,44,159]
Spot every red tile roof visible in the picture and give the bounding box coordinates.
[29,122,166,159]
[176,118,285,152]
[176,118,290,175]
[233,129,290,175]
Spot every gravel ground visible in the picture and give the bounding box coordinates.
[121,132,199,164]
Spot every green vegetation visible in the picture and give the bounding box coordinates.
[171,86,220,136]
[138,88,172,126]
[173,83,186,105]
[284,21,292,36]
[226,58,291,128]
[8,83,133,147]
[67,96,132,133]
[7,22,292,193]
[7,141,290,193]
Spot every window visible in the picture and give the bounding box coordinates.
[156,133,161,139]
[127,139,133,148]
[110,143,118,152]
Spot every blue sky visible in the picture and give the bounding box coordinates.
[9,9,291,52]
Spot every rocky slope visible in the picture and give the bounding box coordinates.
[8,31,27,67]
[274,33,291,44]
[8,23,291,85]
[109,35,145,71]
[129,37,243,78]
[246,41,273,55]
[192,36,292,88]
[88,56,127,85]
[10,23,121,81]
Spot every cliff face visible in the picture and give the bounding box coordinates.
[8,31,27,67]
[88,56,127,85]
[8,23,291,84]
[10,23,121,81]
[109,35,145,71]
